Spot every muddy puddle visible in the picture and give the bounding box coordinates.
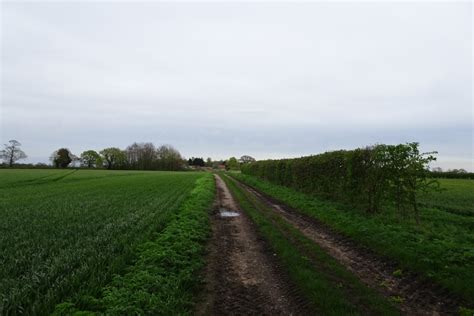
[219,208,240,217]
[195,174,307,315]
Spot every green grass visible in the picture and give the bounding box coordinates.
[222,175,398,315]
[418,179,474,216]
[0,169,212,315]
[231,173,474,304]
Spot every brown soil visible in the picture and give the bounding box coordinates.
[234,178,465,315]
[195,175,310,315]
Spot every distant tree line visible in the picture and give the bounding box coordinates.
[188,157,205,167]
[429,168,474,179]
[0,140,261,173]
[242,143,439,223]
[49,143,185,170]
[186,155,256,170]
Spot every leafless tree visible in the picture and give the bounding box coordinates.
[125,142,157,170]
[156,145,183,170]
[0,140,27,167]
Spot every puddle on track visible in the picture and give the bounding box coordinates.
[219,209,240,217]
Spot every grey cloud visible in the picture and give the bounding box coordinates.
[1,2,472,170]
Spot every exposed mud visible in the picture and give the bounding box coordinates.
[196,175,310,315]
[234,178,466,315]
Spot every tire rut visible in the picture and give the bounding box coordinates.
[234,177,466,315]
[195,175,310,315]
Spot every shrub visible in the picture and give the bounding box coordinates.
[241,143,438,221]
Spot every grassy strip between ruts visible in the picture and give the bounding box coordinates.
[53,173,215,315]
[222,175,398,316]
[231,173,474,306]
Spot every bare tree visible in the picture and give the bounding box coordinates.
[0,140,27,167]
[125,142,141,168]
[140,142,157,170]
[156,145,183,170]
[125,142,157,170]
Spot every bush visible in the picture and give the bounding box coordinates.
[241,143,438,221]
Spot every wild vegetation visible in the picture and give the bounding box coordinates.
[0,169,213,315]
[222,175,399,315]
[241,142,438,222]
[1,141,471,314]
[231,172,474,304]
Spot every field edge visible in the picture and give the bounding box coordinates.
[52,173,216,315]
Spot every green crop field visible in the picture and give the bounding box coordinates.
[1,168,472,314]
[0,169,214,315]
[419,179,474,216]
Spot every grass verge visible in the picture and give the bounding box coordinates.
[222,175,398,315]
[53,174,215,315]
[231,173,474,305]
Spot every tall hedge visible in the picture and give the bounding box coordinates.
[241,143,438,222]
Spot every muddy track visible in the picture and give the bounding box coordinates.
[232,177,466,315]
[196,175,311,315]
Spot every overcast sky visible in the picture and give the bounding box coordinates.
[1,1,472,170]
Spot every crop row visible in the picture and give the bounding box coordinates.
[0,170,206,315]
[54,174,215,314]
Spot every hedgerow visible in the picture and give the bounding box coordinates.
[241,143,437,221]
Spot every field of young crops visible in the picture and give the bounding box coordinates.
[1,167,472,314]
[0,169,214,315]
[418,179,474,216]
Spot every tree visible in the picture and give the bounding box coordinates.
[449,168,467,174]
[124,142,156,170]
[80,150,101,168]
[403,143,438,224]
[240,155,256,164]
[100,147,125,170]
[51,148,73,168]
[206,157,213,167]
[227,157,240,170]
[188,157,205,167]
[138,143,156,170]
[385,143,438,224]
[0,140,27,167]
[125,142,140,169]
[156,145,183,170]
